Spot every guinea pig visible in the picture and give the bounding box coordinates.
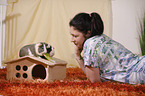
[19,42,54,59]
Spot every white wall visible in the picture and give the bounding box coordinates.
[111,0,145,54]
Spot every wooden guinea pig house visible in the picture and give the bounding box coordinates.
[5,56,67,82]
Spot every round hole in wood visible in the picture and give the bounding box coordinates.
[16,73,21,78]
[23,65,28,71]
[16,65,21,71]
[32,64,46,80]
[23,73,28,78]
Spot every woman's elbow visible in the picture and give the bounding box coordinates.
[85,67,101,83]
[89,78,102,83]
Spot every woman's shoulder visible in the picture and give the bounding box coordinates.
[85,34,110,43]
[84,34,105,47]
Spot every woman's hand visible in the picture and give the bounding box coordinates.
[74,45,83,58]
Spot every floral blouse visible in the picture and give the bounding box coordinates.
[83,34,145,84]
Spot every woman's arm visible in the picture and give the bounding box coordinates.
[75,55,86,74]
[76,56,101,83]
[85,66,101,83]
[74,45,101,83]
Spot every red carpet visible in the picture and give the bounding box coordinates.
[0,68,145,96]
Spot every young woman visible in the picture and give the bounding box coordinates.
[69,12,145,84]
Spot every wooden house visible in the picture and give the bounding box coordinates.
[5,56,67,82]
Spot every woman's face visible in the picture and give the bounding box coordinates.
[70,26,86,50]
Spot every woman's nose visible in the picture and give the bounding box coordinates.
[71,37,75,42]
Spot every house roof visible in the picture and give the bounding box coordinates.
[5,56,67,66]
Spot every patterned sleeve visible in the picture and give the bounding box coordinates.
[83,39,100,68]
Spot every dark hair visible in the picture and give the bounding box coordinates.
[69,12,104,37]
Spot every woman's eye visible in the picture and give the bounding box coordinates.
[71,34,78,38]
[74,35,78,38]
